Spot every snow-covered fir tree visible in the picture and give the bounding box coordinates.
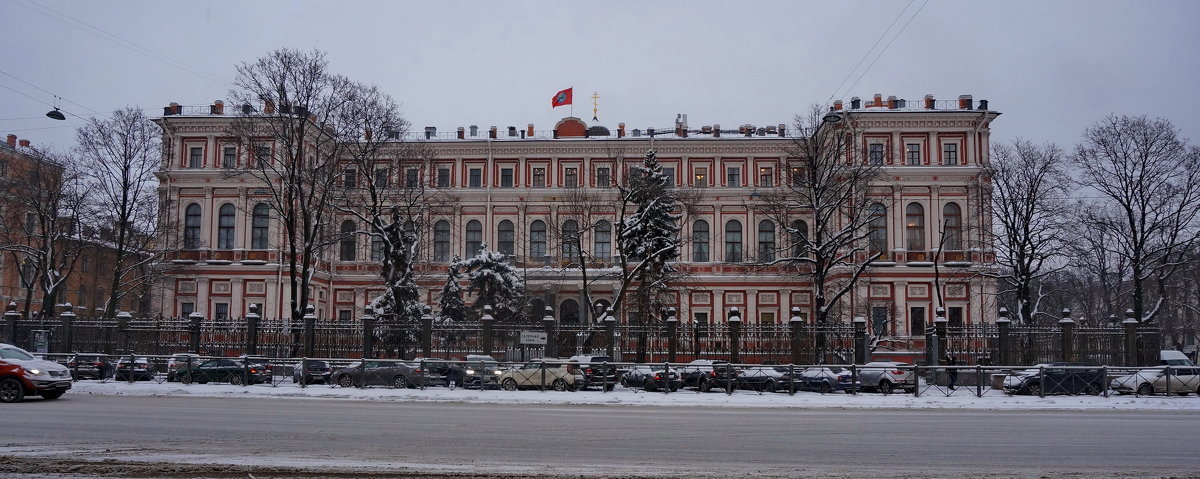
[615,149,681,323]
[458,244,525,321]
[367,209,425,354]
[436,257,466,324]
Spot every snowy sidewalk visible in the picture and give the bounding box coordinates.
[65,380,1200,411]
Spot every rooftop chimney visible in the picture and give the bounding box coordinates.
[507,126,517,137]
[164,102,181,116]
[210,100,224,115]
[457,127,465,140]
[872,93,883,107]
[850,97,861,109]
[617,122,625,138]
[924,94,935,110]
[5,134,15,148]
[18,139,30,148]
[527,124,534,138]
[958,95,973,110]
[469,125,478,137]
[424,126,436,139]
[778,123,786,137]
[489,126,497,139]
[978,99,989,110]
[833,100,843,111]
[713,124,720,138]
[887,96,898,109]
[263,100,275,114]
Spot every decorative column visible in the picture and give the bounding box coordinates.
[1123,308,1138,367]
[789,307,804,364]
[996,307,1011,365]
[4,302,18,344]
[665,307,678,363]
[361,312,376,360]
[303,304,316,358]
[245,304,260,355]
[1059,307,1075,363]
[853,316,867,364]
[420,305,434,358]
[188,311,204,354]
[481,305,495,357]
[727,307,741,364]
[932,307,947,367]
[116,311,132,354]
[542,306,556,359]
[59,305,76,354]
[603,307,616,358]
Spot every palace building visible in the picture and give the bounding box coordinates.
[152,93,999,341]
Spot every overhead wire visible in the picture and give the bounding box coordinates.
[842,0,930,99]
[826,0,915,103]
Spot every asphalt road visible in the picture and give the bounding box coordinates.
[3,394,1198,478]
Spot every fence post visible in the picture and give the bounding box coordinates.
[245,304,260,356]
[666,308,678,363]
[361,313,375,359]
[934,307,948,364]
[1059,308,1075,363]
[59,307,75,354]
[5,302,18,345]
[303,304,317,358]
[116,311,132,354]
[727,307,741,364]
[604,308,616,358]
[789,307,804,365]
[1123,309,1138,367]
[996,307,1010,366]
[542,306,556,359]
[188,311,204,354]
[481,305,495,357]
[421,306,434,359]
[853,316,867,365]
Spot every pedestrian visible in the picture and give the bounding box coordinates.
[945,354,958,390]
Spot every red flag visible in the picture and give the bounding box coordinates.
[551,87,572,108]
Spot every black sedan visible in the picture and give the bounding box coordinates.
[331,360,427,389]
[176,359,270,385]
[292,360,332,385]
[621,365,682,392]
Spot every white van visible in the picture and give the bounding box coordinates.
[1160,350,1195,367]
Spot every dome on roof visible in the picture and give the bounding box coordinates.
[587,125,611,137]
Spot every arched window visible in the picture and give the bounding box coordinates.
[905,203,925,251]
[217,204,236,250]
[868,203,888,254]
[497,220,515,256]
[183,203,201,249]
[339,220,357,261]
[251,203,269,249]
[790,219,808,258]
[403,220,420,260]
[594,220,612,259]
[371,236,385,262]
[757,220,776,262]
[560,299,580,323]
[725,220,743,262]
[692,220,710,262]
[530,220,547,259]
[433,220,451,261]
[943,203,962,250]
[562,220,580,263]
[465,220,483,255]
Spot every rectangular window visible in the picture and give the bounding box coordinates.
[758,167,773,187]
[906,143,921,165]
[188,147,202,168]
[0,160,8,177]
[663,167,675,187]
[437,168,451,188]
[405,168,419,188]
[564,167,578,187]
[948,306,964,330]
[23,212,36,235]
[532,167,546,187]
[500,168,514,188]
[869,143,885,165]
[222,147,236,168]
[181,302,195,317]
[215,303,229,320]
[596,167,610,187]
[694,167,708,188]
[760,312,776,325]
[254,145,271,168]
[910,306,926,336]
[871,306,889,336]
[374,168,389,188]
[726,167,740,187]
[338,310,351,321]
[343,169,357,188]
[943,143,959,165]
[790,167,804,186]
[469,168,482,188]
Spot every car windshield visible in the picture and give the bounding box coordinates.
[0,346,34,361]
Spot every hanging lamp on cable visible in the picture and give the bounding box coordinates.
[46,96,66,120]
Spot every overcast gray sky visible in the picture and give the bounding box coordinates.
[2,0,1197,151]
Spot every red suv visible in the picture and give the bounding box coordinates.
[1,343,72,402]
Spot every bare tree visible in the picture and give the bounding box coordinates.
[226,48,355,326]
[1073,115,1200,323]
[986,139,1073,324]
[75,107,161,318]
[755,105,878,361]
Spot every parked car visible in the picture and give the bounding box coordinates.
[411,358,467,387]
[239,355,274,381]
[0,343,71,402]
[566,355,621,391]
[793,367,861,393]
[113,356,156,381]
[621,365,682,392]
[859,361,917,394]
[735,366,791,392]
[1111,367,1200,396]
[460,355,505,389]
[679,359,734,392]
[176,358,270,385]
[66,353,114,380]
[1002,363,1104,395]
[292,359,332,385]
[166,353,202,382]
[331,360,427,388]
[499,360,582,391]
[1159,350,1196,367]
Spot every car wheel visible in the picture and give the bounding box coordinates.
[879,380,894,395]
[1137,383,1154,396]
[0,378,25,403]
[180,373,193,385]
[229,374,245,386]
[819,381,833,394]
[552,379,569,391]
[40,390,64,400]
[1083,384,1100,396]
[501,378,518,391]
[762,380,776,393]
[1028,382,1042,396]
[338,375,354,388]
[700,379,712,393]
[392,375,409,389]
